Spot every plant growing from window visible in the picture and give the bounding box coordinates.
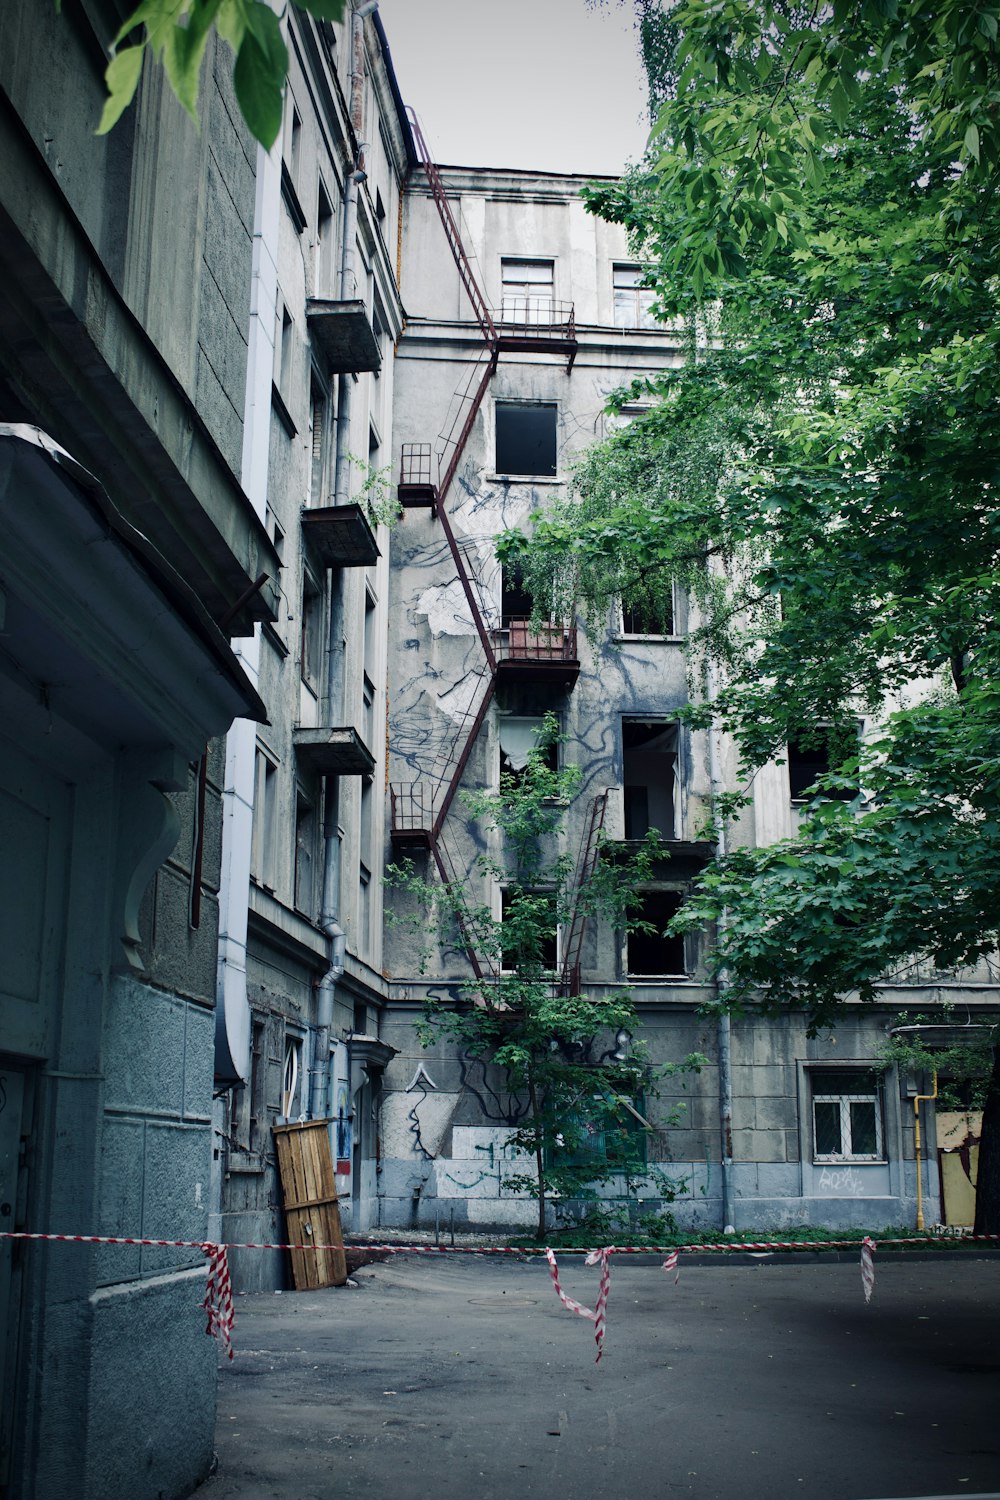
[388,713,704,1240]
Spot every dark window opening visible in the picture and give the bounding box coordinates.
[787,731,857,801]
[627,889,685,975]
[501,561,534,626]
[623,719,677,839]
[621,587,674,636]
[495,403,557,477]
[501,887,558,972]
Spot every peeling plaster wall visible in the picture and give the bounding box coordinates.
[377,163,985,1238]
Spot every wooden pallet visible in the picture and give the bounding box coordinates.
[272,1119,348,1289]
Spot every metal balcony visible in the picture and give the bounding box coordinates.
[494,298,577,372]
[397,443,439,512]
[493,620,580,687]
[389,782,436,846]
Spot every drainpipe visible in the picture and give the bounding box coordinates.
[332,1,375,508]
[706,657,736,1233]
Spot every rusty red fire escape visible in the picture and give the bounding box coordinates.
[391,113,597,986]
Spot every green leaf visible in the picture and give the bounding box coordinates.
[164,0,222,120]
[96,44,145,134]
[295,0,347,18]
[964,120,981,161]
[233,4,287,147]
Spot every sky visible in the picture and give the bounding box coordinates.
[375,0,652,178]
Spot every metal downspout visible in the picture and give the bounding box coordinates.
[707,658,736,1233]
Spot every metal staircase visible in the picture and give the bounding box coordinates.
[391,115,583,980]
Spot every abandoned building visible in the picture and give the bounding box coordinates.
[1,3,997,1498]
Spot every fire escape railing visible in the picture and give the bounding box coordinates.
[393,115,583,980]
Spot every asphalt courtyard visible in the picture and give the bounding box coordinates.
[195,1251,1000,1500]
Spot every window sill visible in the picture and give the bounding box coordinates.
[814,1157,887,1167]
[487,473,564,486]
[271,382,298,438]
[613,633,684,644]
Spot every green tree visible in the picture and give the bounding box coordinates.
[68,0,346,147]
[390,718,702,1242]
[511,3,1000,1232]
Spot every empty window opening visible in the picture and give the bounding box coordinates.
[787,730,857,802]
[300,571,323,693]
[623,719,677,839]
[501,561,534,626]
[294,789,316,917]
[251,749,278,888]
[627,889,686,976]
[811,1070,884,1162]
[501,886,558,972]
[620,584,674,637]
[501,258,554,324]
[495,403,557,477]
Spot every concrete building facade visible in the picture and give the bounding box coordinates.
[0,3,270,1496]
[374,159,1000,1236]
[211,6,411,1291]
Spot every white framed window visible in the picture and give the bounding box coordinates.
[251,747,278,888]
[500,257,554,324]
[619,581,676,637]
[811,1070,884,1162]
[281,1034,304,1120]
[613,264,657,329]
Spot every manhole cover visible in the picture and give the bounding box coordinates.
[467,1295,538,1308]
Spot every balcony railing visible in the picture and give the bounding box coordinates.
[494,299,577,371]
[390,782,436,843]
[397,442,438,509]
[493,620,580,684]
[495,298,576,340]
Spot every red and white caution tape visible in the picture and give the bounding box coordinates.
[861,1235,876,1304]
[202,1243,235,1360]
[662,1248,680,1284]
[546,1246,615,1362]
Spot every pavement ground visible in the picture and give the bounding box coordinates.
[194,1252,1000,1500]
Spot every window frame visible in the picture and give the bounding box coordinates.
[494,400,559,479]
[625,887,687,978]
[811,1070,885,1164]
[612,263,657,330]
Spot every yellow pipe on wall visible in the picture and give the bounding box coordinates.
[914,1069,939,1230]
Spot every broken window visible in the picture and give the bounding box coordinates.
[552,1089,650,1169]
[627,889,686,976]
[501,257,555,324]
[495,402,557,477]
[500,886,558,972]
[622,719,677,839]
[613,264,657,329]
[811,1070,884,1162]
[499,715,558,787]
